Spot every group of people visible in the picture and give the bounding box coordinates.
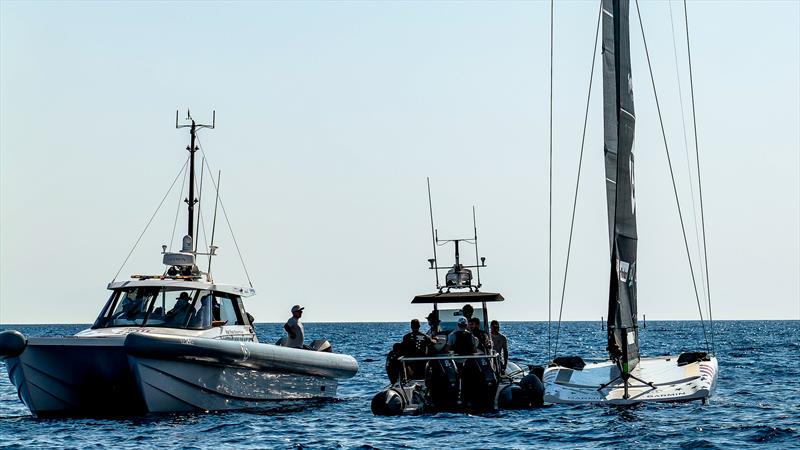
[278,303,511,374]
[398,304,509,377]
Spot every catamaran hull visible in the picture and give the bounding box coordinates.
[1,336,145,417]
[543,356,718,405]
[0,331,358,417]
[124,333,356,413]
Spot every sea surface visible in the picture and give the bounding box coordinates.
[0,321,797,449]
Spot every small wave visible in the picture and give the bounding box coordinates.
[751,426,796,443]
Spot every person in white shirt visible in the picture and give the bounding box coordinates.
[283,305,305,348]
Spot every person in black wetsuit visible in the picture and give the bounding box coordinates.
[445,317,478,356]
[401,319,433,379]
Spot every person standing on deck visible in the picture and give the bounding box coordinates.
[445,317,478,355]
[425,311,441,336]
[490,320,509,371]
[283,305,305,348]
[468,317,492,354]
[461,304,474,321]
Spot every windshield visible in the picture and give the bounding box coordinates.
[96,287,240,330]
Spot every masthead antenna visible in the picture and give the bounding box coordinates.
[473,205,482,288]
[427,177,440,289]
[176,109,215,246]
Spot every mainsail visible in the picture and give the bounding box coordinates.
[602,0,639,372]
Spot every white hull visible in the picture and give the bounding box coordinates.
[543,356,718,405]
[130,357,338,413]
[1,331,357,417]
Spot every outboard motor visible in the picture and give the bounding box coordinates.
[308,339,332,352]
[371,388,406,416]
[425,358,460,411]
[461,358,498,411]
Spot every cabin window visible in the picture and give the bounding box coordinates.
[213,293,244,325]
[105,287,160,326]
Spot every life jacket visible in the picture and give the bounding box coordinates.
[451,330,476,356]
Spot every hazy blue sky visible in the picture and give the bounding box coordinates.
[1,1,798,325]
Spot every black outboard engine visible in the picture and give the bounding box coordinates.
[308,339,332,352]
[460,358,498,411]
[371,388,406,416]
[425,358,460,411]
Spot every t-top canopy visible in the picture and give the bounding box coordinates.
[107,279,256,297]
[411,291,504,304]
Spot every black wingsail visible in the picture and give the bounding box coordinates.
[602,0,639,373]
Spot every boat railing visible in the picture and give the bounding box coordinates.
[395,352,504,384]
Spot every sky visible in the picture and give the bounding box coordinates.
[1,1,798,325]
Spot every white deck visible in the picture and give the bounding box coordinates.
[543,356,718,404]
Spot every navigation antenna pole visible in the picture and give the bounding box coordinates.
[473,206,482,288]
[176,109,215,245]
[426,178,440,289]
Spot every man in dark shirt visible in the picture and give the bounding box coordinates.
[445,317,478,356]
[468,317,492,354]
[401,319,433,379]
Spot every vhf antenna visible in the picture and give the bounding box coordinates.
[176,109,215,245]
[426,177,440,288]
[473,205,482,288]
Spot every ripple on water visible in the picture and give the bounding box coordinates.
[0,321,798,449]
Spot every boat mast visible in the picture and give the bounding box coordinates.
[176,110,215,247]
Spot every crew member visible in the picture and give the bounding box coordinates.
[490,320,509,371]
[468,317,492,354]
[445,317,478,356]
[283,305,305,348]
[425,311,441,336]
[461,304,475,321]
[401,319,433,378]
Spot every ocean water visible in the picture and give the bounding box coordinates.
[0,321,797,449]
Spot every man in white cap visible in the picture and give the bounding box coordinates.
[283,305,305,348]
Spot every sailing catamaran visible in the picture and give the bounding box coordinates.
[542,0,718,404]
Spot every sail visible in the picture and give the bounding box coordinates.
[602,0,639,372]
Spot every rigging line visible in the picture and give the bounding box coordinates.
[548,0,554,361]
[112,157,190,282]
[669,0,708,309]
[683,0,715,354]
[195,135,254,288]
[553,0,602,357]
[634,0,709,351]
[168,157,190,252]
[196,159,210,253]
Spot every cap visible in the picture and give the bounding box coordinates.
[178,292,191,300]
[457,317,468,327]
[291,304,305,313]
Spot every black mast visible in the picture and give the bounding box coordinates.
[176,110,215,246]
[601,0,639,374]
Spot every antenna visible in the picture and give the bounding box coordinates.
[207,170,221,280]
[473,205,482,288]
[426,178,440,288]
[176,109,215,244]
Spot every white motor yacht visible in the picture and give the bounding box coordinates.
[0,112,358,417]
